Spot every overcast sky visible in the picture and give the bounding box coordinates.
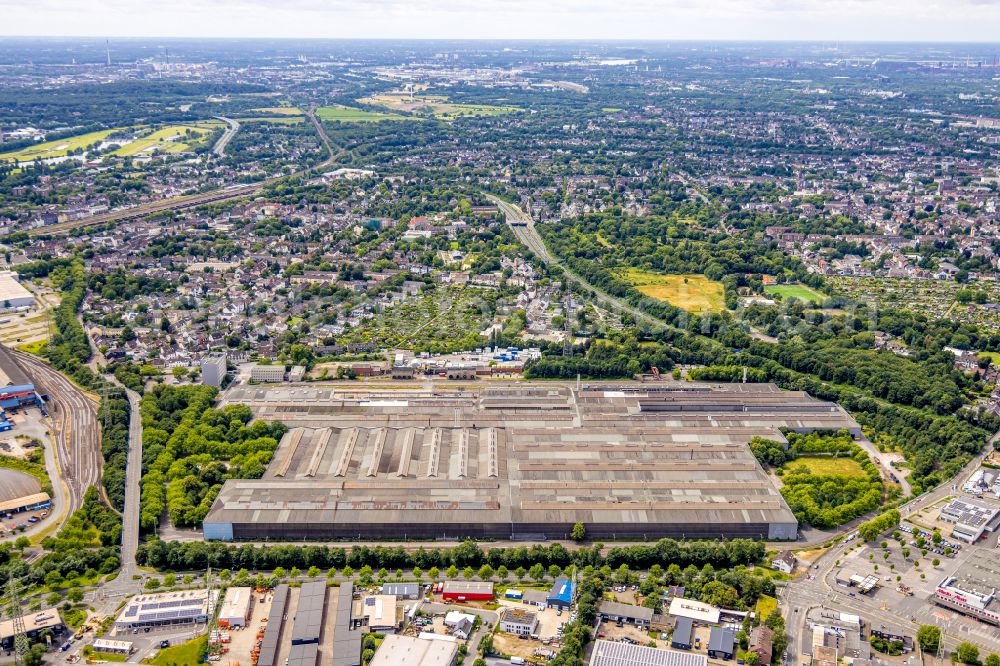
[2,0,999,42]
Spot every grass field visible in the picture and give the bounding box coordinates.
[235,116,305,124]
[112,123,219,157]
[0,128,118,162]
[316,105,415,122]
[764,284,827,304]
[357,92,521,120]
[624,269,726,314]
[784,456,867,477]
[144,636,207,666]
[755,594,778,619]
[248,106,303,115]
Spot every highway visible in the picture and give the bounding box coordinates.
[30,107,341,237]
[489,195,669,332]
[211,116,240,157]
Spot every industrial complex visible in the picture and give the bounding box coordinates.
[203,382,859,541]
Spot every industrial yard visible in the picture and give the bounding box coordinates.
[204,381,860,542]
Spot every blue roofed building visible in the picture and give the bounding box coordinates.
[547,578,577,610]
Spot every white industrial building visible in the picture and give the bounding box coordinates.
[589,640,709,666]
[218,586,254,628]
[0,272,35,310]
[939,497,1000,543]
[114,590,218,631]
[369,634,458,666]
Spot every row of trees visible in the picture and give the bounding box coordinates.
[136,537,766,573]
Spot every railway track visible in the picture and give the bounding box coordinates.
[13,351,101,518]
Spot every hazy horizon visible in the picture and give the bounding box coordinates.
[2,0,999,43]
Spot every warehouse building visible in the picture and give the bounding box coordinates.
[291,582,326,645]
[218,586,253,628]
[369,634,458,666]
[0,272,35,310]
[589,640,708,666]
[671,617,694,650]
[382,583,420,600]
[441,581,493,602]
[598,600,654,627]
[0,608,64,651]
[205,383,860,541]
[115,590,218,632]
[938,497,1000,543]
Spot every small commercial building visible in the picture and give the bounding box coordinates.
[382,583,420,600]
[0,608,64,651]
[939,498,1000,543]
[0,492,51,516]
[589,640,708,666]
[500,608,538,636]
[668,598,721,625]
[218,586,254,628]
[200,353,227,388]
[522,589,548,609]
[250,364,285,383]
[92,639,133,656]
[369,634,458,666]
[115,590,218,631]
[357,595,399,634]
[671,617,694,650]
[708,627,736,660]
[441,580,493,601]
[547,578,576,610]
[599,600,654,627]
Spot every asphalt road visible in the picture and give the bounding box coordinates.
[212,117,240,157]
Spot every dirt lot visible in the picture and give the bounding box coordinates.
[596,621,659,646]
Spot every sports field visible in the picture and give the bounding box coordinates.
[624,269,726,314]
[357,92,521,120]
[764,284,827,304]
[112,123,219,157]
[783,456,866,477]
[316,105,415,122]
[0,128,118,163]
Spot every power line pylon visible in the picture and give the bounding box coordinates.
[6,577,31,665]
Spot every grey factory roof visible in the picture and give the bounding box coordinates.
[589,639,708,666]
[207,383,858,536]
[291,581,326,645]
[331,583,363,666]
[257,585,289,666]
